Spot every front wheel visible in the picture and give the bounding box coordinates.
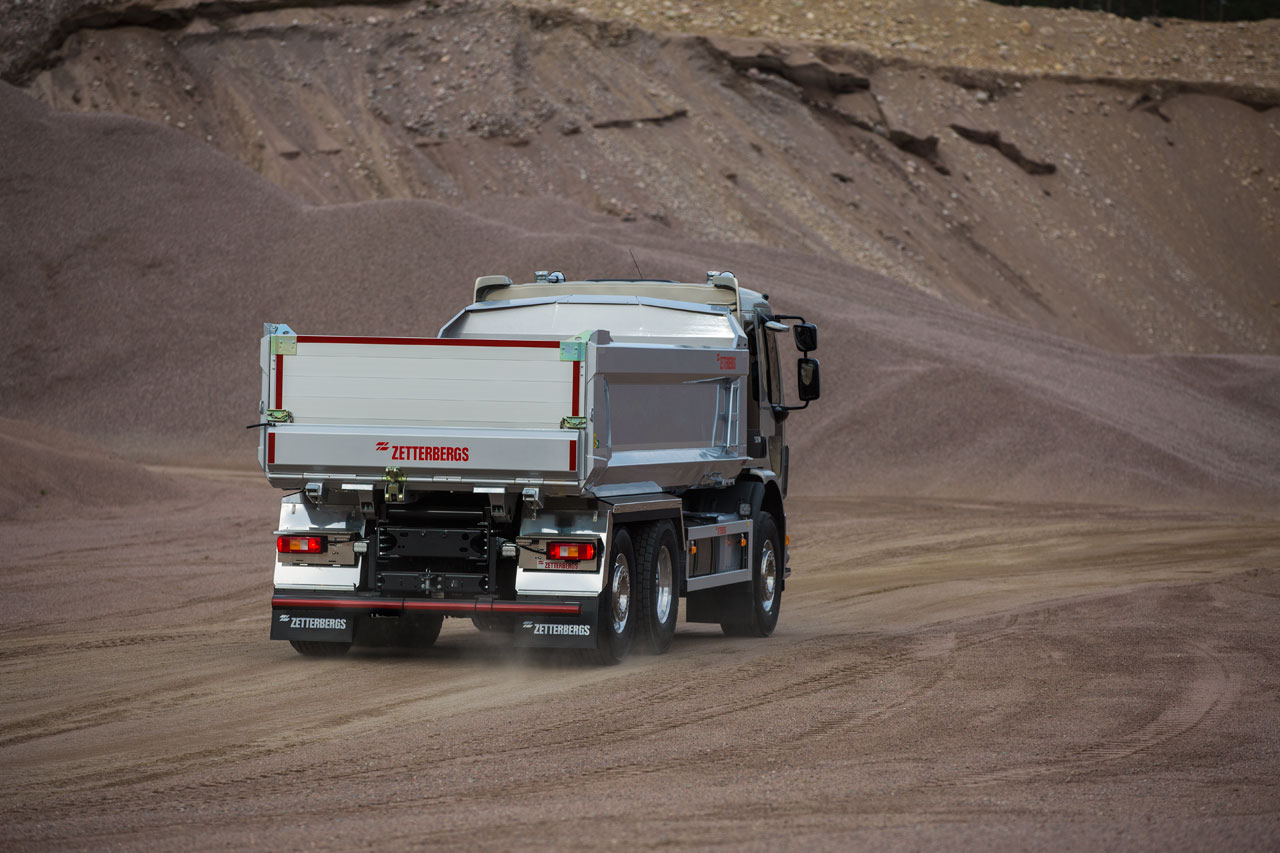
[591,526,636,664]
[720,512,782,638]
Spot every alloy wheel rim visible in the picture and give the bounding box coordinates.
[656,546,673,623]
[611,553,631,633]
[760,541,777,612]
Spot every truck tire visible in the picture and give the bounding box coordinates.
[591,526,636,664]
[399,613,444,648]
[289,640,351,657]
[634,520,680,654]
[471,614,516,634]
[720,511,782,638]
[355,614,443,649]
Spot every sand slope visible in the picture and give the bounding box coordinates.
[2,83,1277,508]
[17,4,1280,356]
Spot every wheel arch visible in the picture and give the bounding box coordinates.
[684,471,786,591]
[737,472,786,565]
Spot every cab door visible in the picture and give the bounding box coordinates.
[748,318,786,479]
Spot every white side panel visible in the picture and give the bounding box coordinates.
[282,341,572,428]
[515,572,605,595]
[274,561,361,591]
[282,395,567,429]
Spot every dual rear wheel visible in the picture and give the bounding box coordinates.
[593,520,681,664]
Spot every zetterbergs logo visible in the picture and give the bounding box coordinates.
[716,354,737,370]
[279,614,347,630]
[522,620,591,636]
[375,441,469,462]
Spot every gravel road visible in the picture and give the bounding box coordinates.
[2,477,1276,849]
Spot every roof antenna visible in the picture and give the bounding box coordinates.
[629,248,644,279]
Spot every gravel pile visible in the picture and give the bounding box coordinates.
[529,0,1280,93]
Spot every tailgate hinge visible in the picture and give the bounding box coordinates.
[270,335,298,355]
[383,466,407,503]
[559,330,591,362]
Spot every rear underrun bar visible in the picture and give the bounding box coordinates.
[271,596,582,616]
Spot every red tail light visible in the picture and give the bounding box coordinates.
[547,541,595,561]
[277,535,323,554]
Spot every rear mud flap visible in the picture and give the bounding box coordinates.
[271,611,355,643]
[513,597,598,649]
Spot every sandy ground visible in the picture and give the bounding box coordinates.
[2,3,1278,848]
[2,474,1277,850]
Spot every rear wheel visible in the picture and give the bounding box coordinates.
[399,613,444,648]
[289,640,351,657]
[635,520,680,654]
[720,512,782,638]
[355,614,443,649]
[471,614,516,634]
[591,526,636,664]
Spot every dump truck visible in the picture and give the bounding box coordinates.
[258,271,820,663]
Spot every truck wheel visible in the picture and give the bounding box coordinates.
[635,520,680,654]
[400,613,444,648]
[720,512,782,638]
[471,614,515,634]
[354,614,442,649]
[289,640,351,657]
[592,526,636,664]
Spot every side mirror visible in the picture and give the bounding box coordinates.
[793,323,818,353]
[797,357,821,402]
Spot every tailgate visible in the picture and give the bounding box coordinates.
[259,332,584,490]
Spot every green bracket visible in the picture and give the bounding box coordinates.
[559,330,592,362]
[270,335,298,356]
[266,409,293,423]
[383,466,407,503]
[560,416,587,429]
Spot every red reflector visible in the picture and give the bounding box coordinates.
[547,541,595,561]
[277,535,323,554]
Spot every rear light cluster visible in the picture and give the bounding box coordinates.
[277,535,324,554]
[547,542,596,561]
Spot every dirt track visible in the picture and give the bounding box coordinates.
[2,476,1277,850]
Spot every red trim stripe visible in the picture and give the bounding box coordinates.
[295,336,559,348]
[571,361,580,416]
[569,438,577,473]
[490,602,581,615]
[267,431,276,464]
[274,353,283,408]
[403,600,480,613]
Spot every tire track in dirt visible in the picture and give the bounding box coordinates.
[928,638,1238,789]
[4,676,486,806]
[0,672,224,750]
[397,618,1032,802]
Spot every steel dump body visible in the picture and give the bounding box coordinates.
[259,296,750,498]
